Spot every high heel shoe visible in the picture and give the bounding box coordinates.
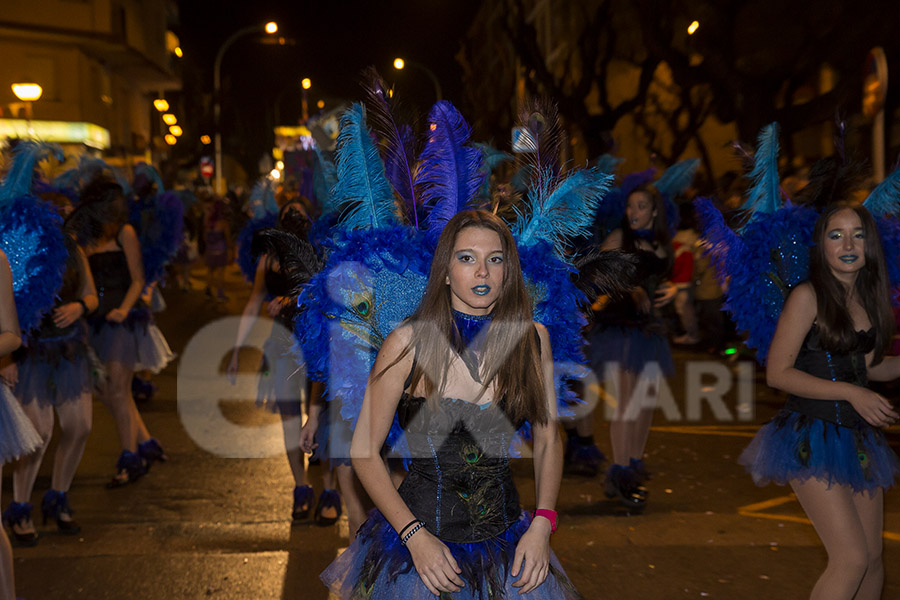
[138,438,168,469]
[2,502,38,546]
[563,437,606,477]
[314,489,343,526]
[107,450,147,488]
[604,464,647,512]
[42,490,81,535]
[292,485,314,522]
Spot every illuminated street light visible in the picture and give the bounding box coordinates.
[174,47,183,58]
[201,135,211,145]
[11,83,42,102]
[162,113,177,125]
[169,125,183,137]
[215,21,279,194]
[317,99,325,109]
[301,78,311,90]
[688,20,699,35]
[165,134,177,145]
[270,168,281,180]
[153,99,169,112]
[392,57,442,101]
[276,160,284,170]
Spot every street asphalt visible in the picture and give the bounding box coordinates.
[4,264,898,599]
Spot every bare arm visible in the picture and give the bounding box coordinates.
[227,257,270,382]
[511,323,559,593]
[113,225,146,317]
[53,245,99,327]
[866,354,900,382]
[0,251,22,357]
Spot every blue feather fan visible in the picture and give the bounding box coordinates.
[739,123,782,223]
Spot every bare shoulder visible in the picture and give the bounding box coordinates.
[381,323,414,359]
[785,282,817,313]
[532,321,552,355]
[118,223,139,243]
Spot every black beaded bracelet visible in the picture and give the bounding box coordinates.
[397,519,420,539]
[400,522,425,546]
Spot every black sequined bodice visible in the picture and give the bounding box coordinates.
[594,248,669,326]
[396,394,520,543]
[784,324,875,427]
[88,250,131,318]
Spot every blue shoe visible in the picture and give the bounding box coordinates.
[2,502,37,546]
[292,485,314,522]
[138,438,168,468]
[42,490,80,535]
[314,489,342,526]
[107,450,146,488]
[604,464,647,511]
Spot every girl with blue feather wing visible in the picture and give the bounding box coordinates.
[227,200,343,525]
[65,176,172,488]
[699,123,900,598]
[0,248,41,600]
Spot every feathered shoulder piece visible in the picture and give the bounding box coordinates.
[0,141,68,331]
[130,189,184,284]
[695,123,819,363]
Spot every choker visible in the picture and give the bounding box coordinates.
[452,309,492,382]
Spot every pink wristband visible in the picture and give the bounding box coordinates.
[533,509,557,533]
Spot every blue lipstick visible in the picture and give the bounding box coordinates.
[839,255,858,263]
[472,285,491,296]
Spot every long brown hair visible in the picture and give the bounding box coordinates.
[809,203,894,364]
[382,210,548,426]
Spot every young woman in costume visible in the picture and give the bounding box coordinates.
[588,184,676,510]
[740,203,900,600]
[202,196,232,302]
[0,249,41,600]
[228,201,340,525]
[5,216,98,542]
[68,177,171,487]
[321,210,580,599]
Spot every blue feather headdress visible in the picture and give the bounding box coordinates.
[333,103,400,230]
[417,101,486,239]
[237,178,279,282]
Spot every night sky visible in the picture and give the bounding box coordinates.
[176,0,480,171]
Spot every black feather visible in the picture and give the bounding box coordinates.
[572,248,639,300]
[250,228,322,297]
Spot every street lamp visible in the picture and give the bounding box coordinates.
[301,78,311,122]
[162,113,177,125]
[11,83,42,133]
[153,98,169,112]
[392,57,442,101]
[214,21,278,195]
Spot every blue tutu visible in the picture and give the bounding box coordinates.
[15,323,92,407]
[321,510,582,600]
[739,411,900,494]
[586,324,674,378]
[89,308,174,373]
[0,384,42,463]
[257,327,304,416]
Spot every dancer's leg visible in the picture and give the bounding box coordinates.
[851,487,884,600]
[100,361,138,452]
[790,478,869,599]
[51,392,93,492]
[609,368,636,466]
[0,466,16,600]
[10,402,53,536]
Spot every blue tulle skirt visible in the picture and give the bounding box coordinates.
[0,384,42,464]
[586,324,674,378]
[15,324,92,407]
[739,411,900,494]
[321,510,582,600]
[90,309,174,373]
[257,329,304,416]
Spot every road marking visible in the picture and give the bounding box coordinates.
[738,494,900,542]
[651,425,759,438]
